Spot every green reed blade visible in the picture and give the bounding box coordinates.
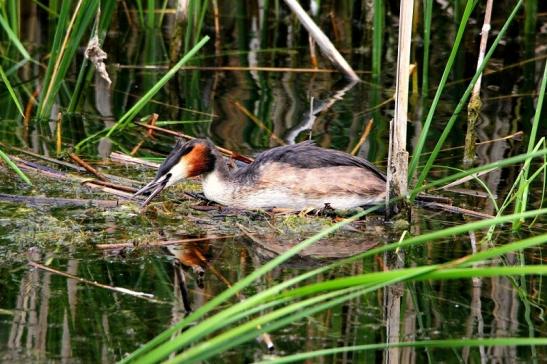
[0,13,31,60]
[371,0,384,82]
[0,65,24,117]
[37,0,99,118]
[282,233,547,298]
[0,148,32,185]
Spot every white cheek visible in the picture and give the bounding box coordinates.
[165,163,188,187]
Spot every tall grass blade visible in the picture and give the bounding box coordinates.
[371,0,384,83]
[0,148,32,185]
[0,13,31,60]
[37,0,99,118]
[0,65,24,117]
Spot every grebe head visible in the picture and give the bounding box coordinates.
[133,139,216,205]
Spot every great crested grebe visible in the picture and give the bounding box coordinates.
[134,139,387,210]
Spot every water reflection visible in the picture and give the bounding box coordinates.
[1,223,544,363]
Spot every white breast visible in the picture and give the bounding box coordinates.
[200,170,382,210]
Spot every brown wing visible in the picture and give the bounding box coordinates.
[255,162,386,198]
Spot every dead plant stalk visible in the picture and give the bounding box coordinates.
[464,0,493,163]
[386,0,413,213]
[282,0,360,81]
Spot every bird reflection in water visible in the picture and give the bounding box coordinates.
[164,240,212,315]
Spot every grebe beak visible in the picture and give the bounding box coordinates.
[133,173,172,206]
[133,155,192,206]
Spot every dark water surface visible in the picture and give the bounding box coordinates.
[1,2,546,363]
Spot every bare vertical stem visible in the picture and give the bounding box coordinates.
[211,0,221,59]
[282,0,360,81]
[386,0,413,213]
[464,0,493,163]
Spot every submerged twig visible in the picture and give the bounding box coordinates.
[417,201,494,219]
[81,179,138,193]
[0,143,85,172]
[29,260,166,304]
[435,168,496,191]
[9,155,134,199]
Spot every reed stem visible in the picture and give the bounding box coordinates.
[386,0,413,212]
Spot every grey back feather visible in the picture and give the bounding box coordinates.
[236,141,386,181]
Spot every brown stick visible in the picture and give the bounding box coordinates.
[81,181,134,199]
[135,122,254,163]
[69,153,108,181]
[234,101,285,145]
[351,119,374,156]
[81,179,138,193]
[131,113,159,156]
[130,141,145,156]
[95,235,239,250]
[146,113,159,137]
[0,143,85,172]
[8,155,134,199]
[29,260,167,304]
[309,36,318,69]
